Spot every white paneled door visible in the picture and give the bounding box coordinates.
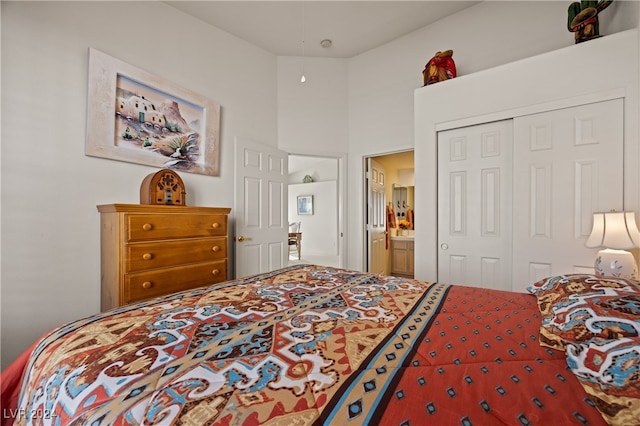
[367,158,388,275]
[437,120,513,290]
[234,138,289,279]
[437,99,624,292]
[511,99,624,291]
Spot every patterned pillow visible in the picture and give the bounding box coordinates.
[527,274,640,349]
[565,337,640,426]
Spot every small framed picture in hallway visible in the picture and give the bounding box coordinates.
[297,195,313,215]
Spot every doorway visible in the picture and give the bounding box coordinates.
[288,154,345,268]
[364,150,415,276]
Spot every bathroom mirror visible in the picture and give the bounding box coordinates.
[392,185,414,221]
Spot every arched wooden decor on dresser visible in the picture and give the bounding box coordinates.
[140,169,186,206]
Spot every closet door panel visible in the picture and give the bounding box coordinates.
[511,99,624,292]
[437,120,513,290]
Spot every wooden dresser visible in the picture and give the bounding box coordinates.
[97,204,231,311]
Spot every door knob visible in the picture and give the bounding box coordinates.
[237,235,246,242]
[441,243,449,250]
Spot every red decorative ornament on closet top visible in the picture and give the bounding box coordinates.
[422,49,456,86]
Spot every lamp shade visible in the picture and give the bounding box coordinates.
[586,211,640,249]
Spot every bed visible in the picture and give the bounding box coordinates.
[1,264,638,425]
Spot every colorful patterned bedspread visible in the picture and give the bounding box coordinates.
[11,265,607,425]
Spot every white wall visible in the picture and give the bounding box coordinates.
[277,56,348,156]
[272,0,638,272]
[288,181,339,258]
[289,157,338,183]
[342,1,639,271]
[1,1,278,369]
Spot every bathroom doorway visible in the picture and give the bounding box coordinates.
[364,150,415,277]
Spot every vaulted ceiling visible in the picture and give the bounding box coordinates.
[166,1,479,58]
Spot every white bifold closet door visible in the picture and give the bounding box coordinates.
[511,98,624,292]
[437,98,623,292]
[437,120,514,291]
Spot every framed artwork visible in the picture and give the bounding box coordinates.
[297,195,314,215]
[85,48,221,176]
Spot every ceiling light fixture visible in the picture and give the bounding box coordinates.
[300,2,306,83]
[320,39,332,49]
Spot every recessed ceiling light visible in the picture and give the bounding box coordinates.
[320,39,332,48]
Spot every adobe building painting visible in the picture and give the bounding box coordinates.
[114,75,205,172]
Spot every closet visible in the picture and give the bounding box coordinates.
[437,100,623,292]
[414,30,638,290]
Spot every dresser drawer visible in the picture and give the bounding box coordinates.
[126,238,227,272]
[127,214,227,242]
[124,260,227,304]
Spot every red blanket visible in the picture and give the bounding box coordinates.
[1,339,39,426]
[4,266,607,425]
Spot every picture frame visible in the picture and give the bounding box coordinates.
[297,195,314,215]
[85,48,221,176]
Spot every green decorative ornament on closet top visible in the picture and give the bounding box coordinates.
[303,175,314,183]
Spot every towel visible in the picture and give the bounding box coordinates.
[407,209,414,229]
[387,204,397,229]
[386,204,397,250]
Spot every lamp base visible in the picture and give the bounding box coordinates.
[594,249,638,280]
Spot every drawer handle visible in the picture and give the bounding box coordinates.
[212,246,220,252]
[211,269,220,276]
[212,222,220,229]
[142,281,153,289]
[142,253,152,261]
[142,223,153,231]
